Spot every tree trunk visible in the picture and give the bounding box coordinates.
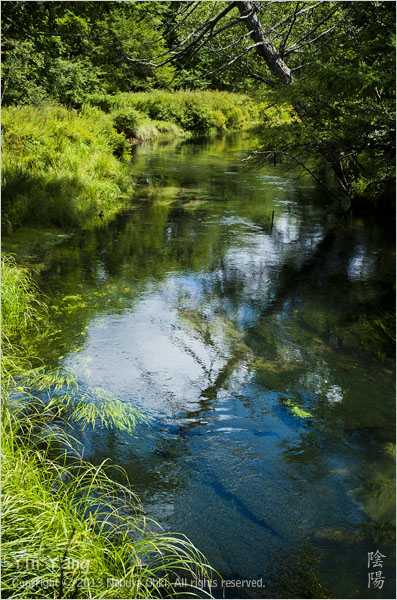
[236,1,292,85]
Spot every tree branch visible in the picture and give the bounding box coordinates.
[283,6,339,55]
[236,1,292,84]
[279,1,302,56]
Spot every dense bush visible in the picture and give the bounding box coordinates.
[111,105,145,138]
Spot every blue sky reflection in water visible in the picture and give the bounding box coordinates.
[28,133,395,598]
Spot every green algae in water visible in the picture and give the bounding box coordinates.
[282,399,313,419]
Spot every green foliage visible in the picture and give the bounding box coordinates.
[1,37,103,107]
[89,90,260,136]
[71,387,146,433]
[258,103,298,127]
[1,256,43,341]
[2,104,132,231]
[1,39,49,105]
[1,1,174,107]
[282,399,313,420]
[111,106,145,138]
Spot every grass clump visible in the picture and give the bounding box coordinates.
[1,257,217,599]
[2,104,133,232]
[70,387,147,433]
[2,406,215,599]
[1,255,42,340]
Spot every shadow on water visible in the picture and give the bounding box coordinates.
[203,468,282,541]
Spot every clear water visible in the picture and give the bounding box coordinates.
[16,133,395,598]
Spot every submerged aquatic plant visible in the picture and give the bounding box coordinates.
[71,387,147,433]
[282,399,313,419]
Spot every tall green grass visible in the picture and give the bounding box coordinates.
[1,257,217,599]
[1,255,43,340]
[88,90,261,139]
[2,104,133,232]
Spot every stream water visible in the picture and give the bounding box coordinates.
[11,133,395,598]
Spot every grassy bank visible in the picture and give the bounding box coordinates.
[88,90,261,140]
[1,256,215,599]
[1,104,133,233]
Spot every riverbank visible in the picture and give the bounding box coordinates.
[1,255,216,599]
[2,104,133,233]
[88,90,262,140]
[1,91,262,233]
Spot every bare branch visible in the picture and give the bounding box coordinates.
[199,41,269,79]
[291,61,312,72]
[237,62,275,87]
[180,14,253,69]
[279,1,302,56]
[305,24,338,47]
[126,3,242,68]
[284,6,339,55]
[266,2,324,36]
[209,29,255,54]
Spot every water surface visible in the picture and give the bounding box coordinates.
[16,133,395,598]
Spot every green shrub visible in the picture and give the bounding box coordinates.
[258,102,297,126]
[86,92,116,113]
[212,109,227,130]
[111,106,145,138]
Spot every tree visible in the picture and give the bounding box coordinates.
[132,1,395,208]
[1,1,175,105]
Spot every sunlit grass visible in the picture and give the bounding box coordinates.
[1,255,43,340]
[71,387,146,433]
[2,104,133,232]
[2,406,215,599]
[88,89,261,136]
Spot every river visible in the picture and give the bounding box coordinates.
[10,132,395,598]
